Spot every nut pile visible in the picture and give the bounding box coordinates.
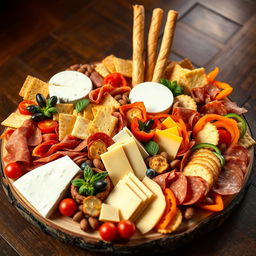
[114,91,130,106]
[66,64,96,77]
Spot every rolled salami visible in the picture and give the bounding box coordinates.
[145,8,164,81]
[132,5,145,87]
[152,10,178,82]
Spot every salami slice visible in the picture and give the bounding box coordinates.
[169,173,187,205]
[153,171,176,190]
[27,127,42,146]
[225,156,247,174]
[213,166,243,195]
[200,101,228,116]
[224,144,250,165]
[182,176,206,205]
[112,112,128,133]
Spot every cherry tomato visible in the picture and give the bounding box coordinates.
[37,119,58,133]
[59,198,77,217]
[117,220,136,239]
[18,100,36,115]
[103,73,127,87]
[99,222,117,241]
[4,162,24,179]
[218,128,232,146]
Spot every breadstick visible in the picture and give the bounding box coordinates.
[132,5,145,87]
[145,8,164,81]
[152,10,178,82]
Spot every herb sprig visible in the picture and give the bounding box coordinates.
[160,79,183,96]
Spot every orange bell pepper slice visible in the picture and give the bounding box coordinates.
[207,67,219,83]
[214,81,233,100]
[119,102,147,123]
[197,193,224,212]
[193,114,240,147]
[155,188,177,230]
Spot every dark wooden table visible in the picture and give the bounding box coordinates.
[0,0,256,255]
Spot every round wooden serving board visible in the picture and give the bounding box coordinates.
[0,125,254,255]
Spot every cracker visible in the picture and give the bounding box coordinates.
[73,109,83,117]
[95,63,110,78]
[71,116,91,140]
[195,122,219,145]
[178,58,194,70]
[88,106,118,136]
[58,113,77,141]
[169,64,190,82]
[19,75,48,101]
[102,55,116,73]
[238,132,256,148]
[53,103,73,121]
[92,105,104,117]
[191,151,221,170]
[174,94,197,111]
[83,103,95,121]
[1,113,31,128]
[101,93,120,110]
[113,57,133,77]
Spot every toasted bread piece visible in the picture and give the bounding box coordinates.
[183,163,214,187]
[174,94,197,111]
[195,122,219,145]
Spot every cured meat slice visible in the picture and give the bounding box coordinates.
[224,144,250,165]
[153,171,176,190]
[225,156,247,174]
[42,133,59,142]
[4,120,38,165]
[27,127,42,146]
[72,139,87,152]
[213,166,243,195]
[200,101,228,116]
[197,176,210,198]
[169,172,187,205]
[191,87,205,104]
[112,112,128,133]
[180,150,191,172]
[225,161,244,183]
[182,176,206,205]
[109,86,131,96]
[222,99,247,115]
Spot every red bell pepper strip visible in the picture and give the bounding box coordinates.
[197,193,224,212]
[119,102,147,123]
[214,81,233,100]
[103,73,127,87]
[207,67,219,83]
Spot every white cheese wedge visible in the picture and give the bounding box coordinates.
[49,71,92,103]
[112,127,149,159]
[135,177,166,234]
[99,204,120,222]
[100,144,134,185]
[121,137,147,180]
[154,129,183,160]
[105,180,142,220]
[13,156,80,218]
[129,82,174,113]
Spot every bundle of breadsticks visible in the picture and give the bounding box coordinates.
[132,5,178,86]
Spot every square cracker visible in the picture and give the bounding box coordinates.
[102,55,116,73]
[73,109,83,117]
[1,113,31,128]
[169,64,190,82]
[19,75,49,101]
[83,104,95,121]
[178,58,194,70]
[53,104,73,121]
[101,93,120,110]
[71,116,91,140]
[58,113,77,141]
[89,106,118,136]
[113,57,132,77]
[95,63,110,78]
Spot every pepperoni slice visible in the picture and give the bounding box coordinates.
[42,133,59,142]
[225,156,247,174]
[182,176,206,205]
[153,172,175,190]
[213,167,243,195]
[224,145,250,165]
[169,172,187,205]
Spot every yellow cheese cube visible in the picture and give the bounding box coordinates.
[99,204,120,222]
[161,116,178,129]
[164,127,179,136]
[154,129,183,160]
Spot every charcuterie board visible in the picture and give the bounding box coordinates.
[1,4,255,255]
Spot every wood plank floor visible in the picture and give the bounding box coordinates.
[0,0,255,255]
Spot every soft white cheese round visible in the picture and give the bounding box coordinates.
[48,71,92,103]
[129,82,174,113]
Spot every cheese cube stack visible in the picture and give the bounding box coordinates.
[101,136,147,184]
[105,172,153,222]
[13,156,80,218]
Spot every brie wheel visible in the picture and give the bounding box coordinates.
[49,70,93,103]
[129,82,174,113]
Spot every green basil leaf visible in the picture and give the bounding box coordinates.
[91,172,108,184]
[71,178,85,187]
[138,120,146,131]
[145,141,159,156]
[76,98,90,113]
[160,79,183,97]
[79,184,95,196]
[84,166,94,182]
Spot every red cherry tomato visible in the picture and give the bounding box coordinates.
[117,220,136,239]
[18,100,36,115]
[99,222,118,241]
[218,128,232,146]
[103,73,127,87]
[4,162,24,179]
[59,198,77,217]
[37,119,58,133]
